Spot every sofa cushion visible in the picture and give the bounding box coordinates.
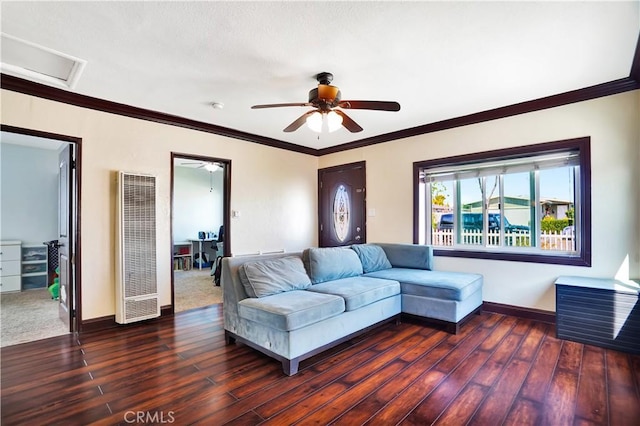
[307,276,400,311]
[238,290,345,331]
[375,243,433,270]
[351,244,393,273]
[305,247,363,284]
[363,268,482,301]
[238,256,311,298]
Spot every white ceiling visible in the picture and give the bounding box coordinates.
[173,157,223,171]
[1,1,638,151]
[0,131,64,150]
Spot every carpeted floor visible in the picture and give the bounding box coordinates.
[1,288,67,347]
[174,268,223,312]
[0,269,222,347]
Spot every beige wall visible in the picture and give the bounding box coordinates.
[2,89,638,317]
[319,90,640,312]
[1,90,319,319]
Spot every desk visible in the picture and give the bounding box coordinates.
[190,239,216,270]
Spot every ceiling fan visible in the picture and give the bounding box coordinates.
[179,161,222,172]
[251,72,400,133]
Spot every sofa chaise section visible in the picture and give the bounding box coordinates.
[367,243,483,333]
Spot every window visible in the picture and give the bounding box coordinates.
[414,137,591,266]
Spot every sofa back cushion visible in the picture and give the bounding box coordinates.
[238,256,311,298]
[305,247,364,283]
[375,243,434,270]
[351,244,393,273]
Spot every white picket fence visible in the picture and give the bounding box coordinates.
[539,231,575,251]
[432,229,575,251]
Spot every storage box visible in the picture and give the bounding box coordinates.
[22,262,47,274]
[22,246,47,262]
[22,274,47,290]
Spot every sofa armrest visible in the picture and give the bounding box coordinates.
[374,243,433,270]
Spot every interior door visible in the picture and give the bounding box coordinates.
[318,162,366,247]
[58,144,74,331]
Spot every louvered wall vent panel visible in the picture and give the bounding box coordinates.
[555,276,640,355]
[116,172,160,324]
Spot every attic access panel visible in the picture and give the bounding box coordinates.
[1,33,86,89]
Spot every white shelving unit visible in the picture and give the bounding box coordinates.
[173,241,193,271]
[21,244,48,290]
[1,240,22,293]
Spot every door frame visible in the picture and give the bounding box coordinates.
[1,124,82,334]
[170,152,231,313]
[318,161,367,247]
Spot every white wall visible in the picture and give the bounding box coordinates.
[319,90,640,312]
[172,166,224,242]
[1,89,318,320]
[0,142,59,245]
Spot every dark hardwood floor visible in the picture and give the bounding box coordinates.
[2,305,639,425]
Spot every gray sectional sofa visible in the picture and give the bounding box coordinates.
[222,243,482,375]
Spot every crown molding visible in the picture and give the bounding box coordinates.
[0,74,317,156]
[318,77,639,156]
[3,46,639,159]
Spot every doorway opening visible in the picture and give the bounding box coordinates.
[0,126,80,347]
[171,153,230,313]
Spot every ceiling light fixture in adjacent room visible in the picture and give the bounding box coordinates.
[204,163,220,172]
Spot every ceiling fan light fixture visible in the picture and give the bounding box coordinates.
[306,111,323,133]
[327,110,343,133]
[305,110,343,133]
[317,84,340,101]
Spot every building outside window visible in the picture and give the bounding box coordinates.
[414,137,591,266]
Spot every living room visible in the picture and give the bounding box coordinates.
[1,1,638,424]
[5,84,637,326]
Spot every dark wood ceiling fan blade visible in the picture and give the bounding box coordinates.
[337,100,401,111]
[334,110,363,133]
[251,102,312,109]
[283,111,316,132]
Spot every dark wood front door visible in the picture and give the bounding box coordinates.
[58,144,74,331]
[318,162,366,247]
